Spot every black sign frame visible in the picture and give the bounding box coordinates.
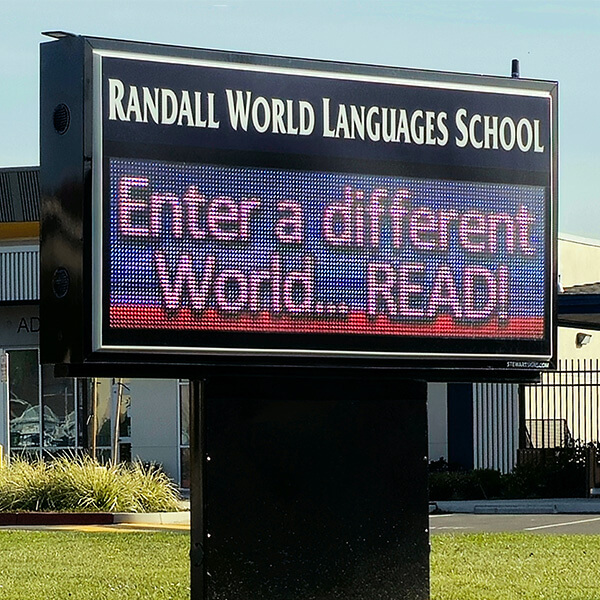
[40,34,558,377]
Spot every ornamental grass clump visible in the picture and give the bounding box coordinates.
[0,459,53,512]
[0,455,181,513]
[126,461,182,513]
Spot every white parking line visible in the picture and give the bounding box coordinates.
[523,516,600,531]
[430,514,457,518]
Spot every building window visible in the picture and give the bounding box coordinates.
[8,349,40,455]
[7,349,78,458]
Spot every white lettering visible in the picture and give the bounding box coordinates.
[108,79,126,121]
[225,89,252,131]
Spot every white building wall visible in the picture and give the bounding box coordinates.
[556,234,600,361]
[556,233,600,416]
[559,234,600,288]
[473,383,519,473]
[427,383,448,463]
[129,378,180,481]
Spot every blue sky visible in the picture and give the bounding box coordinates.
[1,0,598,237]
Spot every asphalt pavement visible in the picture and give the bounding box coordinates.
[430,512,600,535]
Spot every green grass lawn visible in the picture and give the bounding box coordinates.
[1,530,600,599]
[0,531,190,600]
[432,533,600,600]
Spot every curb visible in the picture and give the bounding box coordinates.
[0,511,190,526]
[113,511,190,524]
[433,499,600,515]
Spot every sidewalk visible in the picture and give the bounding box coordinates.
[0,509,190,532]
[432,498,600,514]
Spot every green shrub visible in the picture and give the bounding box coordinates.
[0,455,181,513]
[504,446,588,499]
[429,469,506,501]
[429,446,592,501]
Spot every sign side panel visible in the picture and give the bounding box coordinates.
[40,37,87,366]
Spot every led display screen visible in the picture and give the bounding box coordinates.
[109,159,546,345]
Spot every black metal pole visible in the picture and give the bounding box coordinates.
[518,383,527,451]
[190,379,205,600]
[511,58,520,78]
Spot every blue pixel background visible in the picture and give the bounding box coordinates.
[109,158,546,318]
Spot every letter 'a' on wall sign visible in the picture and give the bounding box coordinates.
[39,34,558,376]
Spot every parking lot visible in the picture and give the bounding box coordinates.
[430,513,600,535]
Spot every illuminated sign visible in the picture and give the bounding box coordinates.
[109,160,544,342]
[40,36,557,371]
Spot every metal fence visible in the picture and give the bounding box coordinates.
[523,359,600,449]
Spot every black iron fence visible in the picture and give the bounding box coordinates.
[521,359,600,494]
[522,359,600,449]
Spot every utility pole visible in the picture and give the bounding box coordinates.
[111,378,124,464]
[90,378,98,459]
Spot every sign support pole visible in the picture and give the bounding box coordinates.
[189,374,430,600]
[190,379,206,599]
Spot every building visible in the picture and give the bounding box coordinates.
[0,166,189,486]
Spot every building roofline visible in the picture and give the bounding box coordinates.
[0,166,39,173]
[559,232,600,248]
